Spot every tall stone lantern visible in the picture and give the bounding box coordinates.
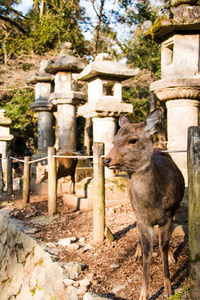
[77,54,139,178]
[29,60,54,157]
[45,42,86,153]
[0,109,13,188]
[150,3,200,184]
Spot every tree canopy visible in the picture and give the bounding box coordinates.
[0,0,165,154]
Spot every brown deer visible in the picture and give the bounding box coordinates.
[103,109,185,300]
[36,152,78,194]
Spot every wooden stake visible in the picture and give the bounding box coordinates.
[23,156,30,205]
[93,142,105,243]
[48,147,57,216]
[7,151,12,196]
[188,126,200,300]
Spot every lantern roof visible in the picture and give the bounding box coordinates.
[77,55,139,82]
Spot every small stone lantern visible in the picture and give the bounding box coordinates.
[150,4,200,184]
[45,42,86,152]
[0,109,13,188]
[29,60,54,157]
[78,54,139,178]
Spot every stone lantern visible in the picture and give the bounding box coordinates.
[0,109,13,188]
[29,60,54,157]
[77,54,139,178]
[149,3,200,184]
[45,42,86,152]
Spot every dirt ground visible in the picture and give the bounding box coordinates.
[0,192,189,300]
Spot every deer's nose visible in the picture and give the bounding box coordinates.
[103,158,111,167]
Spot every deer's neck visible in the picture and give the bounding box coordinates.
[128,160,156,198]
[128,159,154,179]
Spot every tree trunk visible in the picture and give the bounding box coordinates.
[93,0,105,56]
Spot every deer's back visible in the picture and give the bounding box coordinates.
[57,152,78,180]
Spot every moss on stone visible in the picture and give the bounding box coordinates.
[34,257,44,267]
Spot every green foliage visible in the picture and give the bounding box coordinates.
[167,286,190,299]
[3,89,37,156]
[0,0,87,60]
[119,0,162,127]
[123,33,161,78]
[0,0,165,156]
[123,84,150,123]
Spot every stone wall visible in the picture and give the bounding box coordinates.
[0,209,68,299]
[0,209,110,300]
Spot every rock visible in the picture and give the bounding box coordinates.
[63,278,75,286]
[152,252,158,258]
[82,244,92,252]
[79,237,86,243]
[105,227,115,242]
[67,285,79,300]
[109,263,120,269]
[112,285,126,293]
[58,237,77,246]
[67,243,80,251]
[1,201,10,207]
[46,242,57,248]
[64,262,83,279]
[77,286,88,295]
[107,207,116,214]
[84,292,111,300]
[24,228,38,234]
[79,278,90,287]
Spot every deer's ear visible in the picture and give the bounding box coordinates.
[143,109,162,135]
[119,115,131,127]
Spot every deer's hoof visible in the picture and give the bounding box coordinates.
[168,250,176,264]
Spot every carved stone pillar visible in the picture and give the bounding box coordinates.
[151,80,200,184]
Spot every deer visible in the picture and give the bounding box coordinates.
[36,152,78,194]
[103,109,185,300]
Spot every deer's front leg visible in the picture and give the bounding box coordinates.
[138,226,154,300]
[158,220,174,298]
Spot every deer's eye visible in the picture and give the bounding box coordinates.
[128,138,137,145]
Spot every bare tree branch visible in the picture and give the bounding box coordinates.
[0,15,26,33]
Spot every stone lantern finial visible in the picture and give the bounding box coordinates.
[59,42,74,56]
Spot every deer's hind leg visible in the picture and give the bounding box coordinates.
[135,237,143,260]
[70,173,76,194]
[158,219,174,298]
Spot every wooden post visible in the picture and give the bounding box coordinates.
[23,156,30,205]
[93,142,105,243]
[188,126,200,300]
[0,154,3,194]
[48,147,57,216]
[7,151,12,196]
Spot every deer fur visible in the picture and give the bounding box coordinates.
[103,109,185,300]
[36,152,78,194]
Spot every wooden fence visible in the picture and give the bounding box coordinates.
[7,142,106,243]
[6,131,200,297]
